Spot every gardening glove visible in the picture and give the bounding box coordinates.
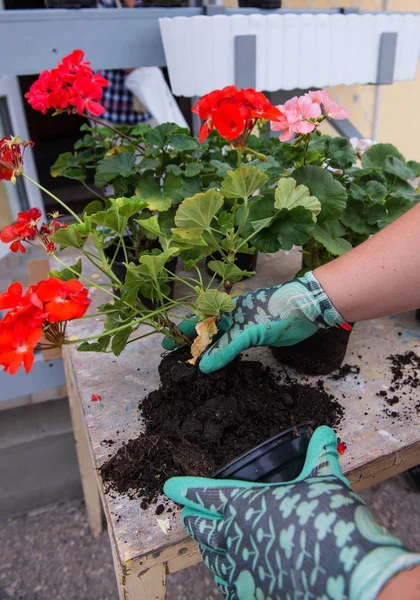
[163,270,345,373]
[165,426,420,600]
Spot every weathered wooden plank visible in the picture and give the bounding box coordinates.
[64,348,103,537]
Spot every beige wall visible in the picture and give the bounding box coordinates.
[230,0,420,160]
[287,0,420,161]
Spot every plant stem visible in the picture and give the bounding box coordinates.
[81,114,134,143]
[22,172,82,224]
[303,136,310,166]
[120,234,129,265]
[109,238,122,269]
[51,254,119,300]
[236,149,242,169]
[80,181,107,202]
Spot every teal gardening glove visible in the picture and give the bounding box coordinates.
[165,426,420,600]
[163,271,346,373]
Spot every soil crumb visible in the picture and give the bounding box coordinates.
[329,364,361,380]
[100,349,344,506]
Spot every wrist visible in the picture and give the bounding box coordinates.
[296,271,345,328]
[378,565,420,600]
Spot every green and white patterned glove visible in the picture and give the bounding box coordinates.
[163,271,345,373]
[165,426,420,600]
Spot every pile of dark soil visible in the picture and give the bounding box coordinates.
[388,351,420,389]
[100,349,344,506]
[374,351,420,419]
[271,327,352,375]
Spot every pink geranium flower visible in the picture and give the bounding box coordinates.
[270,95,321,142]
[308,90,348,120]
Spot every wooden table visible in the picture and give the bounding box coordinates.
[63,249,420,600]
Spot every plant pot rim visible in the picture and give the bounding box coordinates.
[213,421,314,482]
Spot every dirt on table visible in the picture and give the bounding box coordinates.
[100,349,344,507]
[271,326,352,375]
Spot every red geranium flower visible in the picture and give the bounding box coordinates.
[0,207,42,254]
[33,277,90,323]
[193,86,282,147]
[25,50,108,117]
[212,104,245,141]
[0,136,34,183]
[0,281,45,327]
[0,320,42,374]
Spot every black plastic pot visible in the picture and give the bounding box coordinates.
[214,423,313,484]
[416,309,420,323]
[205,251,258,279]
[104,238,177,309]
[271,325,353,376]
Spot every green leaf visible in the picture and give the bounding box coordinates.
[244,192,314,252]
[347,166,382,179]
[111,328,133,357]
[407,160,420,177]
[77,335,110,353]
[184,254,207,270]
[51,222,90,249]
[366,181,387,202]
[140,157,160,172]
[82,200,104,217]
[274,177,321,220]
[383,156,415,181]
[110,196,148,218]
[121,250,176,303]
[196,289,235,317]
[293,166,347,222]
[89,208,126,235]
[362,143,405,169]
[158,211,176,236]
[174,189,223,238]
[184,162,203,178]
[220,166,267,201]
[163,173,183,204]
[135,174,172,212]
[349,182,366,201]
[170,134,199,152]
[181,175,203,199]
[218,211,234,234]
[340,198,375,235]
[312,221,352,256]
[207,260,254,282]
[293,165,347,222]
[143,123,179,148]
[209,160,232,179]
[51,152,86,181]
[166,164,183,176]
[326,137,356,170]
[131,122,152,136]
[135,215,162,239]
[377,197,413,229]
[49,259,82,282]
[366,204,388,225]
[95,153,136,187]
[390,180,419,200]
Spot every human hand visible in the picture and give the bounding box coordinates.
[165,426,420,600]
[163,271,345,373]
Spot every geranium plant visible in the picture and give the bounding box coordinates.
[0,49,418,375]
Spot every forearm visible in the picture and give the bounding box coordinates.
[315,203,420,322]
[378,566,420,600]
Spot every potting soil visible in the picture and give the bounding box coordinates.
[100,349,344,507]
